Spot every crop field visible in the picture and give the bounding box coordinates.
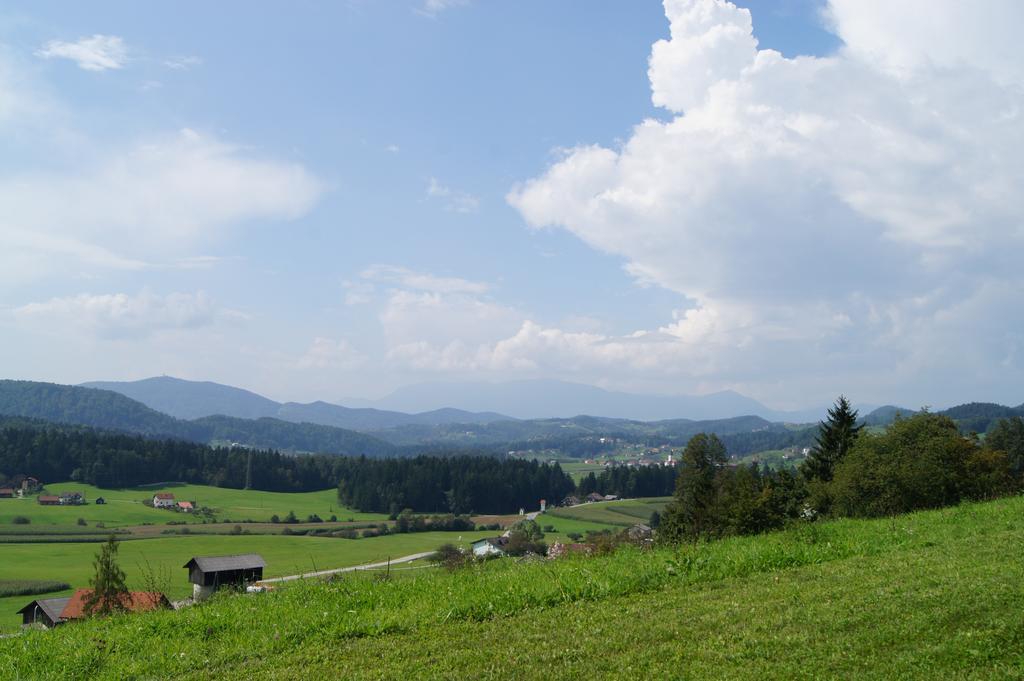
[3,495,1022,678]
[0,529,496,633]
[547,497,671,526]
[0,483,386,529]
[558,461,608,482]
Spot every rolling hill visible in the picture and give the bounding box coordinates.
[0,381,396,457]
[83,376,512,430]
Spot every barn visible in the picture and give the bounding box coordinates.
[184,553,266,601]
[17,596,71,628]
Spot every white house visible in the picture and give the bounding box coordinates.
[153,492,176,509]
[471,537,508,558]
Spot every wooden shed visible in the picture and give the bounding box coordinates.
[184,553,266,601]
[17,596,71,628]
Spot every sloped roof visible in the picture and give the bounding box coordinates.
[183,553,266,572]
[17,597,71,623]
[59,589,168,620]
[154,493,175,499]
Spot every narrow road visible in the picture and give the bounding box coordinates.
[261,551,434,583]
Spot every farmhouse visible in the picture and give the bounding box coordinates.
[17,596,71,629]
[59,491,85,505]
[37,495,60,506]
[59,589,170,621]
[17,590,169,628]
[17,476,41,493]
[0,488,14,498]
[627,523,653,542]
[153,492,176,509]
[177,501,194,512]
[586,492,605,503]
[471,537,508,558]
[184,553,266,601]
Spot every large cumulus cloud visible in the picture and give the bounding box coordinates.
[507,0,1024,405]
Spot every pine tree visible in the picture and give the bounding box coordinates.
[659,433,727,542]
[802,395,862,482]
[85,535,129,616]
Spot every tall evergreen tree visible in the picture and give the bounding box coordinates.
[85,535,129,616]
[659,433,727,542]
[802,396,862,483]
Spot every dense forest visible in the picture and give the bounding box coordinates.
[576,464,677,498]
[0,418,574,514]
[334,456,575,514]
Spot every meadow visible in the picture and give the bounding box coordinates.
[0,529,498,633]
[547,497,671,526]
[2,494,1021,678]
[0,483,386,529]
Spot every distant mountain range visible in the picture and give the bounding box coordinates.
[82,377,511,430]
[342,379,835,423]
[0,380,397,457]
[1,377,1020,461]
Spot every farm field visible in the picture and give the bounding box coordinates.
[0,483,386,528]
[559,461,608,482]
[547,497,671,526]
[3,495,1022,678]
[0,530,495,633]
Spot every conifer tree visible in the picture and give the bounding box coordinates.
[802,395,862,482]
[85,535,129,616]
[659,433,727,542]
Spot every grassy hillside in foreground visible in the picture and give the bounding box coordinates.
[3,496,1022,679]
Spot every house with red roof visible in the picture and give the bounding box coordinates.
[152,492,176,509]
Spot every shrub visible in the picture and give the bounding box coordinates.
[77,518,87,527]
[12,516,30,525]
[230,525,243,535]
[306,514,323,523]
[429,543,469,570]
[329,515,337,522]
[269,514,280,524]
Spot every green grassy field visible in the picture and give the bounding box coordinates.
[0,483,386,529]
[3,495,1022,678]
[559,461,608,482]
[548,497,671,526]
[0,529,496,633]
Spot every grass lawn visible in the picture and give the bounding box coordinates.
[3,495,1022,678]
[0,483,386,529]
[548,497,671,526]
[0,529,495,633]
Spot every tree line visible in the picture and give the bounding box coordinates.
[0,418,574,515]
[659,397,1024,542]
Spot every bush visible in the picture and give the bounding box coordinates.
[12,516,30,525]
[329,515,337,522]
[542,525,555,533]
[230,525,243,535]
[306,514,323,523]
[269,514,280,524]
[77,518,87,527]
[429,543,469,570]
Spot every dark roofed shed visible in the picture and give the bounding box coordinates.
[17,596,71,628]
[184,553,266,588]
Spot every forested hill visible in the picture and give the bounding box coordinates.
[0,417,572,510]
[0,381,396,457]
[862,402,1024,434]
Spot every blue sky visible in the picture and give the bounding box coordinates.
[1,0,1021,411]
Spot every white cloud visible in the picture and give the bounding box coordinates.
[360,264,489,295]
[296,337,366,370]
[426,177,480,213]
[0,128,324,280]
[163,55,202,70]
[418,0,471,18]
[37,35,128,71]
[507,0,1024,404]
[12,290,242,339]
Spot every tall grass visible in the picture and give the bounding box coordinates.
[2,495,1020,679]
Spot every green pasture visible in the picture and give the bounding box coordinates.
[547,497,671,526]
[0,529,494,632]
[0,483,386,529]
